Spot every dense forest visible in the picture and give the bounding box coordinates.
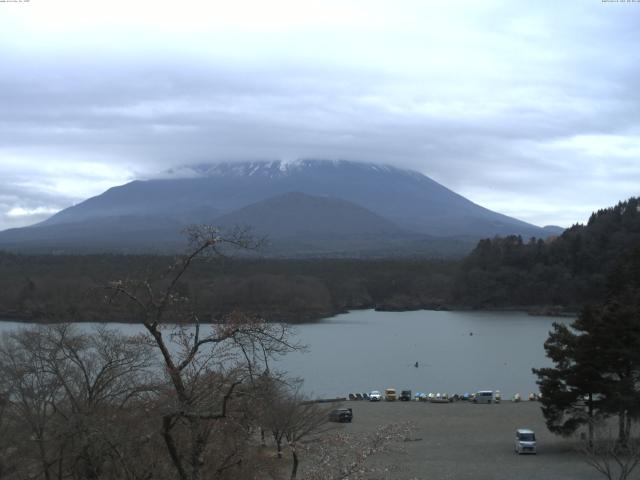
[1,197,638,323]
[0,253,456,323]
[455,197,640,311]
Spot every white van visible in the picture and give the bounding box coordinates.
[515,429,536,454]
[473,390,494,404]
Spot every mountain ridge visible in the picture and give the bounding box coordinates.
[215,191,406,238]
[0,159,564,256]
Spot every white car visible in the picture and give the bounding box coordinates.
[515,429,537,454]
[369,390,382,401]
[473,390,494,404]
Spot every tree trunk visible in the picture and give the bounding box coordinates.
[625,412,631,442]
[290,446,299,480]
[162,416,188,480]
[189,419,207,480]
[57,442,66,480]
[618,410,628,446]
[37,436,52,480]
[588,394,594,447]
[273,432,284,459]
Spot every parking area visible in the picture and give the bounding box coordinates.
[337,400,602,480]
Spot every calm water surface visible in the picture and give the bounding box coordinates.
[0,310,569,398]
[276,309,570,398]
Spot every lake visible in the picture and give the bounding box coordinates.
[276,309,569,398]
[0,309,569,398]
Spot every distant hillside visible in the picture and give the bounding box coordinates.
[215,192,404,238]
[0,160,561,256]
[454,197,640,309]
[0,216,187,254]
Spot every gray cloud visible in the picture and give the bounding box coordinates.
[0,1,639,230]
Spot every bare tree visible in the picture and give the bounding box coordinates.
[0,324,157,480]
[258,380,333,477]
[0,327,65,480]
[257,377,292,459]
[283,395,333,480]
[0,389,8,478]
[40,324,157,480]
[579,420,640,480]
[106,225,299,480]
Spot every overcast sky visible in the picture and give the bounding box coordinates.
[1,0,638,231]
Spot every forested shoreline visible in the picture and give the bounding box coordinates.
[0,253,457,323]
[1,197,638,324]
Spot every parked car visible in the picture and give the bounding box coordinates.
[369,390,382,401]
[329,408,353,423]
[399,390,412,401]
[384,388,397,401]
[514,429,536,454]
[473,390,494,404]
[430,393,450,403]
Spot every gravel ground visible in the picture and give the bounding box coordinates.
[337,400,602,480]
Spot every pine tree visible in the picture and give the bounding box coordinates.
[534,291,640,445]
[533,308,608,443]
[594,297,640,444]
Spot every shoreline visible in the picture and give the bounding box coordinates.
[0,304,578,325]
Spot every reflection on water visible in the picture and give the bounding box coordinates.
[0,309,570,398]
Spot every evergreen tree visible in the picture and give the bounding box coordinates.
[534,290,640,444]
[456,197,640,309]
[533,308,608,443]
[594,296,640,444]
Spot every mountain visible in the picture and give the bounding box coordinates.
[215,192,404,238]
[211,191,475,257]
[0,160,562,256]
[0,215,186,253]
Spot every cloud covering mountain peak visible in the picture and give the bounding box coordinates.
[158,159,415,180]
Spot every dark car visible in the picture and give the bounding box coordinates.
[329,408,353,423]
[400,390,412,401]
